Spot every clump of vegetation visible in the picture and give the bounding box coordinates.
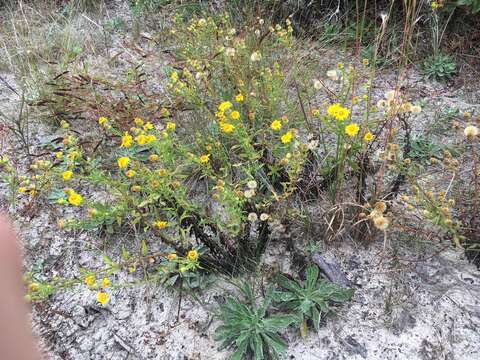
[4,10,471,281]
[272,265,353,337]
[422,53,456,80]
[7,13,432,272]
[215,268,353,359]
[215,284,298,360]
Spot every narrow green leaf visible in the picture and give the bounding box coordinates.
[276,274,303,294]
[311,306,321,331]
[263,314,297,331]
[251,333,264,360]
[305,265,319,290]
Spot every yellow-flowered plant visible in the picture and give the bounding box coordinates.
[4,13,436,279]
[24,246,203,303]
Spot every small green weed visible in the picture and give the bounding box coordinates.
[272,265,353,337]
[105,17,126,32]
[407,134,447,163]
[215,283,297,360]
[422,53,456,81]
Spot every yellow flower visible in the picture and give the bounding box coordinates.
[134,117,144,126]
[18,187,27,193]
[199,154,210,164]
[167,253,177,261]
[218,101,233,112]
[327,104,350,121]
[98,117,108,126]
[157,168,167,177]
[62,170,73,181]
[143,122,154,131]
[230,111,240,120]
[125,170,136,178]
[364,132,374,142]
[55,151,63,159]
[117,157,130,168]
[187,250,199,261]
[67,151,80,161]
[271,120,282,131]
[85,274,96,288]
[166,122,176,131]
[352,96,359,105]
[235,94,244,102]
[170,71,179,83]
[68,191,83,206]
[362,58,369,66]
[149,154,159,162]
[136,134,147,145]
[221,122,235,134]
[132,185,141,192]
[281,131,293,144]
[345,123,360,137]
[154,220,168,229]
[101,278,110,288]
[146,134,157,143]
[121,132,133,148]
[97,292,110,306]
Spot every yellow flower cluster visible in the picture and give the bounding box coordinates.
[216,100,242,134]
[327,103,350,121]
[84,273,111,306]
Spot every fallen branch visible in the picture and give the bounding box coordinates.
[312,253,353,288]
